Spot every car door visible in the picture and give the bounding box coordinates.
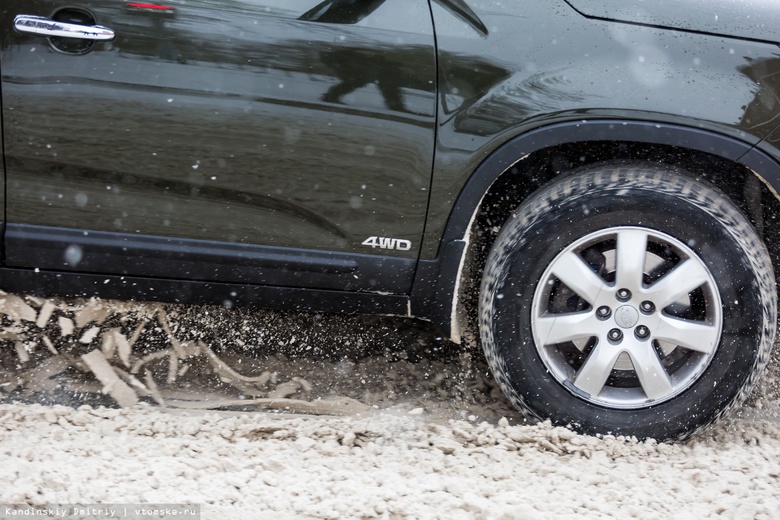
[0,0,436,293]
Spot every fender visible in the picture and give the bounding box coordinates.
[440,120,780,246]
[412,119,780,339]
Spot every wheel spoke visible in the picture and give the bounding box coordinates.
[654,315,719,354]
[645,259,711,308]
[550,251,608,305]
[627,341,674,400]
[614,229,648,290]
[573,342,623,397]
[535,312,600,346]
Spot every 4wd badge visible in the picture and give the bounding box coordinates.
[361,236,412,251]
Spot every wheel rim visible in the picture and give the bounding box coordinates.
[530,226,722,409]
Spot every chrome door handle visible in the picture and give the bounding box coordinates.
[13,15,115,41]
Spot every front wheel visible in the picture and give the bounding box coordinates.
[479,164,776,441]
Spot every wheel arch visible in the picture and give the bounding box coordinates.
[417,119,780,343]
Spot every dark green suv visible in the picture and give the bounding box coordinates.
[3,0,780,440]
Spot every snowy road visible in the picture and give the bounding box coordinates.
[1,295,779,519]
[1,402,779,519]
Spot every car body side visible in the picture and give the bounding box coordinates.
[2,0,780,344]
[415,0,780,340]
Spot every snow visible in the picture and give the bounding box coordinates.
[0,294,779,518]
[1,403,778,518]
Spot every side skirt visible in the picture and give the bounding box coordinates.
[0,268,411,316]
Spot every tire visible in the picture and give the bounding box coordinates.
[479,164,776,441]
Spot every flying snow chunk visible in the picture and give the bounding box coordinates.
[64,245,83,267]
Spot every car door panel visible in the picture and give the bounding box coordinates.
[0,0,436,292]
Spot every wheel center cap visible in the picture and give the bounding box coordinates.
[614,305,639,329]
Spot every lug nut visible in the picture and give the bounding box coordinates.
[608,329,623,342]
[640,301,655,314]
[616,288,632,301]
[596,306,612,319]
[635,325,650,339]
